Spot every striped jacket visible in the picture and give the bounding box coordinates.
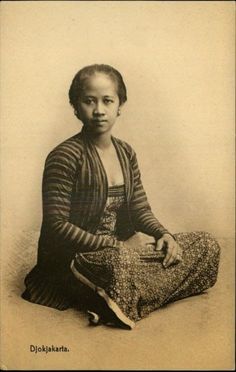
[22,128,170,309]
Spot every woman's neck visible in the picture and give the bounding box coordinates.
[88,132,113,150]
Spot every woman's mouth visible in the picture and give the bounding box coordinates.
[93,119,107,123]
[92,120,108,127]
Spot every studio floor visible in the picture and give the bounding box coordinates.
[1,229,235,370]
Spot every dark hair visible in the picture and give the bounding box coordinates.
[69,64,127,110]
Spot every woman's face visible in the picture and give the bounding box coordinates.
[77,73,120,135]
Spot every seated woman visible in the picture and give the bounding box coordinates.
[22,64,221,329]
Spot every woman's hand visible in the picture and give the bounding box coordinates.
[156,233,183,268]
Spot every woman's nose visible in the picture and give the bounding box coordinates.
[93,102,105,115]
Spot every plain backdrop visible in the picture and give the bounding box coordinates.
[1,2,235,371]
[1,1,234,239]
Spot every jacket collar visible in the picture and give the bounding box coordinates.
[80,126,132,202]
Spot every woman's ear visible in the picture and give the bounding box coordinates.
[74,108,81,120]
[117,102,125,116]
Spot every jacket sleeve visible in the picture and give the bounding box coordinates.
[129,150,171,240]
[42,146,121,251]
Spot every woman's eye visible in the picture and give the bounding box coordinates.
[104,99,113,104]
[84,99,95,105]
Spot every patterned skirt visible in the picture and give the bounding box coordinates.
[70,231,220,329]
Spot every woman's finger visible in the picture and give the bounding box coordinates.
[165,253,177,267]
[172,245,183,264]
[175,254,183,263]
[175,243,183,260]
[163,244,178,267]
[163,244,177,267]
[156,238,164,251]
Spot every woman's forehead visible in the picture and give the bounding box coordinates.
[82,72,118,93]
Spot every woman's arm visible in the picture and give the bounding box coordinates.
[129,150,171,240]
[42,145,121,251]
[129,150,182,267]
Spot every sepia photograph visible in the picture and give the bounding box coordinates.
[1,0,235,370]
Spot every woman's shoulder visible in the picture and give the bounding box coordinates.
[45,132,84,164]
